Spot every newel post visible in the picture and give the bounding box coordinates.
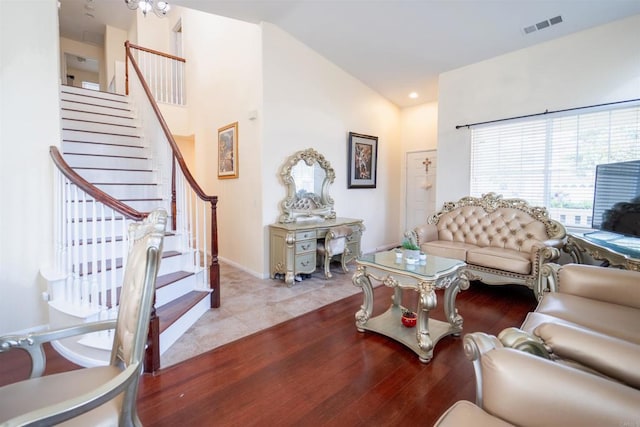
[210,198,220,308]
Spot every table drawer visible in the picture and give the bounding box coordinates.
[295,253,316,273]
[296,240,316,253]
[296,230,317,241]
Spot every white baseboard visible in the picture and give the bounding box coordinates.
[217,256,267,279]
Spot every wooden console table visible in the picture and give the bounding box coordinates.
[269,217,364,285]
[564,231,640,272]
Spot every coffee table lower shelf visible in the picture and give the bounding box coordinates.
[357,304,460,363]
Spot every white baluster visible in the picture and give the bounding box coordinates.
[81,191,89,308]
[100,203,106,310]
[65,178,73,305]
[201,199,208,288]
[110,208,117,308]
[194,187,200,274]
[91,198,98,310]
[72,185,81,306]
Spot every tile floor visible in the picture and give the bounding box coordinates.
[161,260,363,367]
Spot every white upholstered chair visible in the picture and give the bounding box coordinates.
[0,209,167,427]
[317,225,354,279]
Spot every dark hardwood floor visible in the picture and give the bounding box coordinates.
[0,281,536,426]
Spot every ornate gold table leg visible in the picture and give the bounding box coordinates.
[417,283,436,363]
[443,272,469,335]
[284,272,295,287]
[352,265,373,331]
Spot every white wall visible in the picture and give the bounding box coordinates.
[65,66,99,87]
[178,9,264,276]
[261,23,402,276]
[59,37,105,90]
[437,14,640,207]
[129,11,405,278]
[104,25,128,93]
[0,0,60,334]
[399,101,438,229]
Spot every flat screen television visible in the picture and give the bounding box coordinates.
[591,160,640,238]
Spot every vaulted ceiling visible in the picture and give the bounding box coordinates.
[59,0,640,107]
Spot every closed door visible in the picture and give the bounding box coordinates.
[406,150,437,230]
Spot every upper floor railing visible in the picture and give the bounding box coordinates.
[125,42,186,105]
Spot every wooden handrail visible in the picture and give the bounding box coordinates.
[124,42,220,373]
[127,42,186,63]
[125,41,216,205]
[49,146,147,221]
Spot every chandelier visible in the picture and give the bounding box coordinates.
[124,0,170,17]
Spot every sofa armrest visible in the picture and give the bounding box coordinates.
[480,347,640,426]
[406,223,438,246]
[434,400,513,427]
[529,242,561,263]
[534,322,640,389]
[557,264,640,308]
[542,238,564,249]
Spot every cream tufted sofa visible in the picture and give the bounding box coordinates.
[406,193,566,300]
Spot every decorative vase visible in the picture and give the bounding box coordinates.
[401,311,417,328]
[403,249,420,260]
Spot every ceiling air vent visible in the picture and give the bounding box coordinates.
[536,20,550,30]
[549,15,563,25]
[523,15,563,35]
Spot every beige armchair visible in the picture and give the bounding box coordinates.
[502,263,640,385]
[317,225,353,278]
[0,209,167,426]
[434,333,640,426]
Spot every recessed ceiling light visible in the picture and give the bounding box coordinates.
[409,92,419,99]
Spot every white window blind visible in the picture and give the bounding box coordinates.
[470,105,640,229]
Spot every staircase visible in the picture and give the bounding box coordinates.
[48,85,211,366]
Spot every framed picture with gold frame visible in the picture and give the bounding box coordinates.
[217,122,238,179]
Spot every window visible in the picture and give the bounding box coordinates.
[470,104,640,229]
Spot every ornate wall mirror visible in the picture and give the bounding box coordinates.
[279,148,336,223]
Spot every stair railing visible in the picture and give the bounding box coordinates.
[125,42,186,105]
[50,146,146,311]
[125,41,220,310]
[49,146,146,351]
[50,147,170,372]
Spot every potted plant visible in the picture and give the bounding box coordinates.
[401,239,421,260]
[401,309,417,328]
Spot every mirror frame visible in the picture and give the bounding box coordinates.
[279,148,336,223]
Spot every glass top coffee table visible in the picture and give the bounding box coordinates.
[352,250,469,363]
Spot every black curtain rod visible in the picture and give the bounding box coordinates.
[455,98,640,130]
